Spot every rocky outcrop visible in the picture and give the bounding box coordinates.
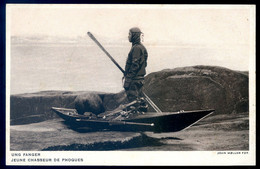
[10,91,126,125]
[10,65,248,125]
[143,65,248,114]
[74,93,105,115]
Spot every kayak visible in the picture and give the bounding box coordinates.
[51,107,214,133]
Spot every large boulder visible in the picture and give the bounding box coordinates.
[10,91,106,125]
[10,91,77,125]
[74,93,105,115]
[10,65,249,125]
[101,91,128,111]
[143,65,249,114]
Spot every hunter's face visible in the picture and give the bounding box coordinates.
[128,32,132,42]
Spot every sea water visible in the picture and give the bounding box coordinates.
[10,43,129,94]
[10,43,179,94]
[10,43,248,95]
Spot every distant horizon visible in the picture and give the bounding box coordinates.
[10,36,250,72]
[8,5,252,47]
[10,64,249,95]
[7,5,254,95]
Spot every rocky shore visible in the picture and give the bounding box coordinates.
[9,65,249,151]
[10,65,248,125]
[10,112,249,151]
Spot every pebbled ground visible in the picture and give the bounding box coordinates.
[10,113,249,151]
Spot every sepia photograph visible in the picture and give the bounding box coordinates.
[6,4,255,165]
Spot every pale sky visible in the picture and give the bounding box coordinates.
[7,4,255,73]
[9,5,253,46]
[6,4,256,94]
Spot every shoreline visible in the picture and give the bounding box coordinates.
[10,112,249,151]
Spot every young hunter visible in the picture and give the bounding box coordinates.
[123,27,148,113]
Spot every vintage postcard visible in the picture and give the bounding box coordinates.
[6,4,255,166]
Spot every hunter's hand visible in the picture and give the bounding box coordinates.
[123,77,131,90]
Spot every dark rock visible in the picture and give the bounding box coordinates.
[233,99,249,114]
[101,91,128,111]
[10,91,77,125]
[10,91,101,125]
[143,65,248,114]
[74,93,105,115]
[10,65,249,125]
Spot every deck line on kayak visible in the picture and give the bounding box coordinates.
[180,111,214,132]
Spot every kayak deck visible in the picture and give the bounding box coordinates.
[51,107,214,133]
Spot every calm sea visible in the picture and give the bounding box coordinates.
[10,43,248,94]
